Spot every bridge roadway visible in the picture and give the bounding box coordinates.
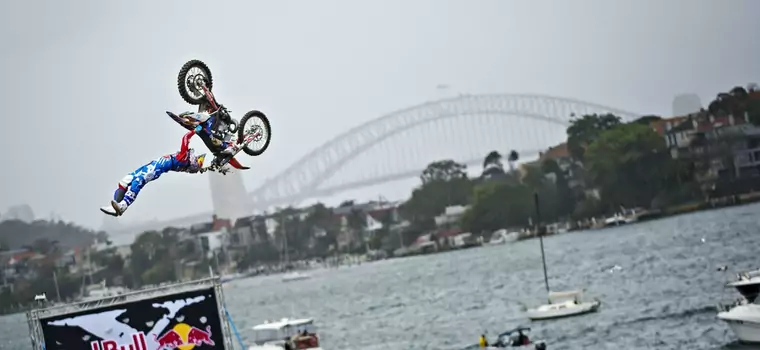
[249,149,542,209]
[107,150,542,236]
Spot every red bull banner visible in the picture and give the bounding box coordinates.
[38,287,225,350]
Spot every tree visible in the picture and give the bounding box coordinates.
[482,151,505,180]
[584,123,670,210]
[566,113,622,161]
[252,217,269,243]
[274,207,307,260]
[483,151,503,170]
[709,92,737,117]
[0,219,96,251]
[0,238,7,252]
[633,115,662,125]
[573,196,603,219]
[420,160,467,184]
[30,238,56,255]
[540,159,576,218]
[730,86,748,100]
[369,209,396,251]
[301,203,338,256]
[521,164,545,189]
[460,181,533,234]
[130,231,175,286]
[507,150,519,172]
[338,200,355,207]
[748,95,760,126]
[346,209,367,253]
[402,160,473,226]
[236,242,279,269]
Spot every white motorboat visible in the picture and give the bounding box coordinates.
[717,269,760,343]
[282,271,311,282]
[524,193,600,321]
[603,207,640,227]
[81,280,128,301]
[526,290,601,320]
[249,318,323,350]
[463,326,546,349]
[487,229,519,245]
[603,214,626,227]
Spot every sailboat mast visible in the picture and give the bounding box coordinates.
[282,212,289,265]
[53,270,61,303]
[534,192,550,293]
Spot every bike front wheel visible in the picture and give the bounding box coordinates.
[177,60,214,105]
[238,111,272,156]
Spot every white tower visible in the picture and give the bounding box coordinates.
[208,170,253,221]
[672,94,702,117]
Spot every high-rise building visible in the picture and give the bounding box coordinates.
[672,94,702,116]
[208,170,252,222]
[2,204,35,223]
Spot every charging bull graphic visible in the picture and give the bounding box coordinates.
[154,324,215,350]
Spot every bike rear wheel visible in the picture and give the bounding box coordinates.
[238,111,272,156]
[177,60,214,105]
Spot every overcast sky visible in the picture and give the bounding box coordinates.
[1,0,758,229]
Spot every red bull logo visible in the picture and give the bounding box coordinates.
[154,323,215,350]
[90,332,148,350]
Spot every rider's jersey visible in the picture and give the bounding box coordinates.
[130,131,196,182]
[171,111,228,153]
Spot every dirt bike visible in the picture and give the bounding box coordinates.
[174,59,272,172]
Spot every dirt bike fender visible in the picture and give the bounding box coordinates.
[166,111,195,132]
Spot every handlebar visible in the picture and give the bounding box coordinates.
[208,105,237,133]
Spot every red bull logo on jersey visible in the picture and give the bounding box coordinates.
[154,323,216,350]
[90,332,148,350]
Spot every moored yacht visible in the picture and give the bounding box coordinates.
[487,229,519,245]
[717,269,760,343]
[526,290,601,320]
[524,193,601,321]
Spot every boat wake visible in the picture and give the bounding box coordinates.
[549,305,716,344]
[613,304,717,327]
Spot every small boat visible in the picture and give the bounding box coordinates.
[603,207,641,227]
[282,271,311,282]
[524,193,601,321]
[249,318,323,350]
[462,326,547,349]
[487,229,519,245]
[603,214,626,227]
[526,290,601,320]
[717,268,760,343]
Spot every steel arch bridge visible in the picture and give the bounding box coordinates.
[248,94,640,209]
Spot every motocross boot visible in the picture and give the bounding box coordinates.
[110,200,129,216]
[100,205,118,217]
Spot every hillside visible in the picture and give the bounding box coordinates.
[0,219,100,251]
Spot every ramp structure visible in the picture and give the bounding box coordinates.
[26,277,235,350]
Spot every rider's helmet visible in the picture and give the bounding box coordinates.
[186,149,206,173]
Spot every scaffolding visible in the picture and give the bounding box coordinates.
[26,277,235,350]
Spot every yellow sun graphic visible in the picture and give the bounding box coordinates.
[173,323,195,350]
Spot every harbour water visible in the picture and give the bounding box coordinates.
[2,203,759,350]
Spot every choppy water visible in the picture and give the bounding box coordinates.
[2,203,760,350]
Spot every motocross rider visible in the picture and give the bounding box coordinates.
[166,111,250,170]
[100,130,207,217]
